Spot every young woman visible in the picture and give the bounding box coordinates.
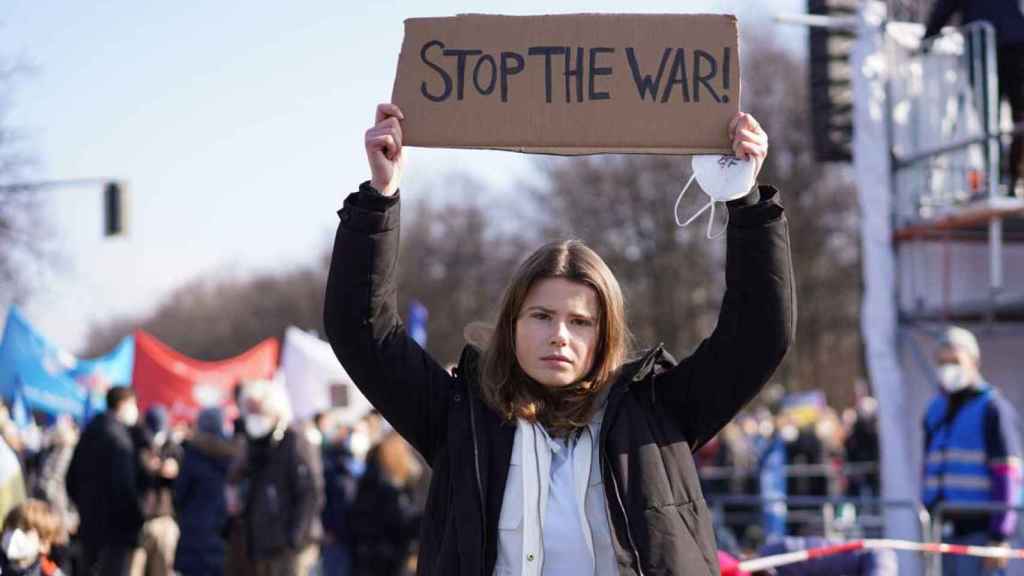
[325,103,794,576]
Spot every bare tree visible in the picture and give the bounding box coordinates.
[397,174,531,365]
[0,61,49,302]
[85,262,327,360]
[743,35,862,407]
[84,175,527,366]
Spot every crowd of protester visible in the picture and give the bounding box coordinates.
[0,378,887,576]
[694,387,883,555]
[7,365,1020,576]
[0,379,427,576]
[0,376,885,576]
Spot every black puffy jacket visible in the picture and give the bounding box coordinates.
[325,182,795,576]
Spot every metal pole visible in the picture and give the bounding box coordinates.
[918,506,935,576]
[990,217,1003,321]
[980,23,1004,321]
[931,507,944,576]
[0,177,115,192]
[774,13,858,30]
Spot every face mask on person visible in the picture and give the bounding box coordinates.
[938,363,971,394]
[674,154,757,239]
[244,414,275,438]
[2,529,40,567]
[117,403,139,427]
[348,429,372,460]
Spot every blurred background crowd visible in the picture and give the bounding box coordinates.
[0,377,883,576]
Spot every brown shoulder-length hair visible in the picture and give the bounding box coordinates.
[480,239,630,436]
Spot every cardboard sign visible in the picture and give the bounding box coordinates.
[391,13,741,155]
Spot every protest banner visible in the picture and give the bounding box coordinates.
[392,13,741,155]
[132,330,279,423]
[0,307,87,419]
[280,327,372,425]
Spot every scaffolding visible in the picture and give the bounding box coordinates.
[889,21,1024,324]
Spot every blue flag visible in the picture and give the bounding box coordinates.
[409,300,429,347]
[67,335,134,418]
[0,307,87,419]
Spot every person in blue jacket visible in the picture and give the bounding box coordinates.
[922,326,1023,576]
[173,407,232,576]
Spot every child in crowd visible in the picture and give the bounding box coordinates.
[0,499,67,576]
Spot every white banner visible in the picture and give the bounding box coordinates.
[280,326,372,426]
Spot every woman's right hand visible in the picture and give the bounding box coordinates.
[365,103,405,197]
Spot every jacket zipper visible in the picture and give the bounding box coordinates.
[600,347,666,576]
[601,375,647,576]
[467,388,488,576]
[604,454,645,576]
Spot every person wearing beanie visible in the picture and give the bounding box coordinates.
[132,404,183,576]
[173,407,232,576]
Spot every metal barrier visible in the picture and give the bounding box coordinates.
[704,493,931,568]
[927,501,1024,576]
[699,461,879,498]
[702,488,1024,575]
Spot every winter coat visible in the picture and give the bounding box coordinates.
[350,453,421,576]
[132,425,183,520]
[324,182,795,575]
[321,442,355,544]
[240,425,325,561]
[66,412,144,550]
[173,439,231,575]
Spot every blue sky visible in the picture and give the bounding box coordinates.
[1,0,805,353]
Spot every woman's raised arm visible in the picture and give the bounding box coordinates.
[653,112,795,449]
[324,104,455,464]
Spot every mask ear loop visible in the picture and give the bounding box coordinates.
[706,202,730,240]
[674,172,713,227]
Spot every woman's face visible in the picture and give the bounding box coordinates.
[514,277,599,388]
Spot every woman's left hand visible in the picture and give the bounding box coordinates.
[729,112,769,181]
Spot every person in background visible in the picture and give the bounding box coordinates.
[0,499,68,576]
[343,416,374,480]
[18,413,45,498]
[756,408,788,547]
[0,408,26,532]
[235,379,324,576]
[130,405,182,576]
[844,396,880,499]
[318,412,355,576]
[0,404,23,455]
[349,432,422,576]
[173,407,232,576]
[35,416,78,544]
[66,386,144,576]
[223,382,253,576]
[922,326,1022,576]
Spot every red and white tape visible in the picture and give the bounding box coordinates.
[737,539,1024,573]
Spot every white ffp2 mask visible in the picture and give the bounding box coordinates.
[2,529,39,565]
[938,364,970,394]
[675,154,756,239]
[245,414,275,438]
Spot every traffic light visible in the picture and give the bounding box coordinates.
[104,181,127,236]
